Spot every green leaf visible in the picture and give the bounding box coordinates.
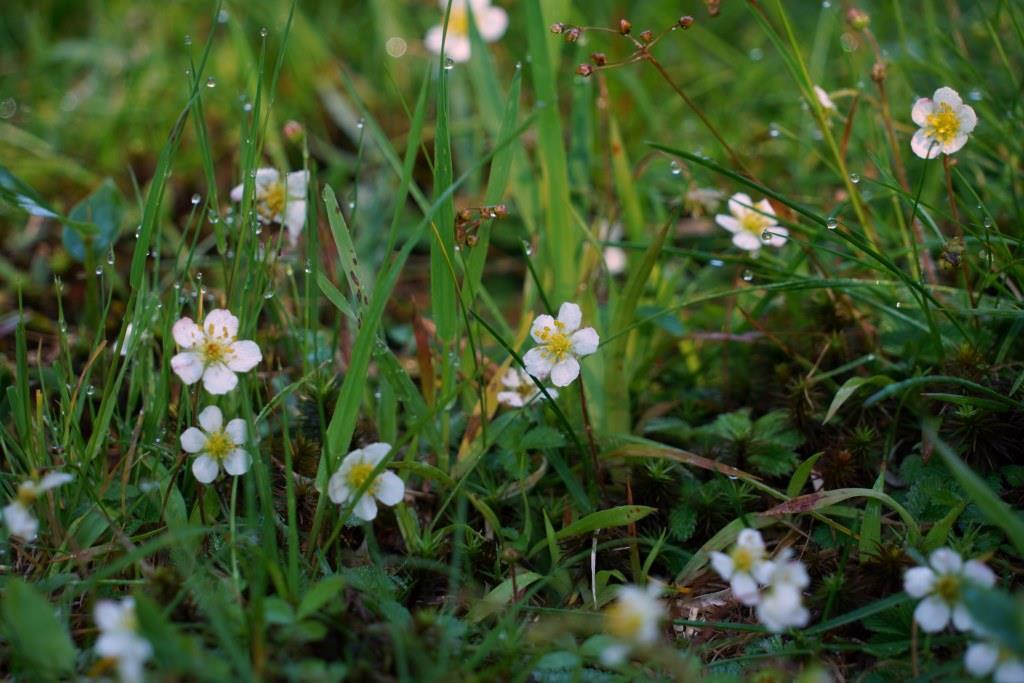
[530,506,656,557]
[63,178,123,262]
[763,487,920,542]
[521,425,567,451]
[297,575,346,620]
[0,578,76,678]
[824,375,893,424]
[923,501,968,552]
[786,452,823,497]
[962,585,1024,655]
[467,572,543,622]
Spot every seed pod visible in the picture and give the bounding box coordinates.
[564,27,581,43]
[549,22,565,34]
[619,18,632,35]
[590,52,607,66]
[678,15,695,29]
[576,63,593,77]
[639,29,653,43]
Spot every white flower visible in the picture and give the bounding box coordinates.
[3,472,73,541]
[755,549,811,632]
[903,547,996,633]
[230,168,309,244]
[715,193,788,252]
[709,528,773,605]
[523,303,600,388]
[965,640,1024,683]
[497,368,557,407]
[180,406,252,484]
[910,87,978,159]
[601,582,665,665]
[94,597,152,683]
[684,186,724,217]
[424,0,508,63]
[328,443,405,522]
[814,85,836,111]
[170,308,262,395]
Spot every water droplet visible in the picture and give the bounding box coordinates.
[849,173,860,184]
[768,125,780,138]
[515,61,522,70]
[748,47,764,61]
[85,385,96,397]
[444,57,455,71]
[826,217,838,230]
[0,97,17,119]
[191,193,201,206]
[761,229,774,242]
[208,209,220,224]
[304,259,312,274]
[200,286,208,297]
[982,216,993,228]
[95,266,104,276]
[259,27,269,38]
[263,290,274,300]
[522,240,533,256]
[134,225,142,238]
[356,118,365,130]
[107,249,115,265]
[205,77,217,88]
[669,160,681,176]
[741,269,754,282]
[968,88,982,102]
[173,282,181,291]
[822,0,831,7]
[185,68,192,78]
[249,169,257,179]
[242,101,253,112]
[709,259,724,268]
[895,301,903,309]
[255,225,263,235]
[217,9,229,23]
[184,34,192,46]
[347,201,355,210]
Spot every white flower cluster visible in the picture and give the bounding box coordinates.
[710,528,810,632]
[601,582,666,665]
[94,597,152,683]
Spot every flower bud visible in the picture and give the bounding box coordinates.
[619,18,632,35]
[549,22,565,34]
[492,204,508,219]
[283,120,304,141]
[564,27,581,43]
[576,63,593,77]
[870,61,886,82]
[678,15,695,29]
[590,52,607,66]
[639,29,653,43]
[846,8,870,30]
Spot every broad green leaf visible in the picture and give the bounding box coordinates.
[64,178,123,262]
[823,375,893,424]
[530,506,656,557]
[467,572,543,622]
[297,575,346,620]
[0,578,76,677]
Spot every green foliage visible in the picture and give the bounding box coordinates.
[697,409,804,477]
[0,579,76,678]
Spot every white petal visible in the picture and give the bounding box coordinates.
[96,631,137,658]
[223,448,252,476]
[752,559,776,586]
[375,471,405,506]
[732,232,762,252]
[767,226,789,248]
[225,418,247,445]
[444,36,472,63]
[754,199,776,219]
[328,472,350,504]
[202,364,239,395]
[192,455,220,484]
[728,193,753,218]
[903,566,936,598]
[94,600,125,632]
[932,86,963,108]
[600,643,630,666]
[549,357,581,387]
[963,559,996,587]
[353,494,378,522]
[530,314,557,343]
[731,572,761,606]
[911,128,941,159]
[477,6,508,42]
[501,369,522,389]
[361,443,393,466]
[930,548,963,574]
[571,327,599,356]
[964,642,999,677]
[230,183,245,203]
[497,391,524,407]
[737,529,765,552]
[38,471,74,492]
[284,201,306,244]
[523,347,553,379]
[709,551,734,580]
[911,98,933,126]
[197,405,223,433]
[172,318,202,349]
[996,661,1024,683]
[203,309,239,341]
[424,25,445,55]
[942,132,969,155]
[957,104,978,133]
[3,503,38,541]
[253,168,280,194]
[226,340,262,372]
[914,595,951,632]
[285,170,309,198]
[604,246,627,275]
[952,603,975,632]
[715,215,741,234]
[180,427,208,453]
[813,85,835,110]
[170,352,204,385]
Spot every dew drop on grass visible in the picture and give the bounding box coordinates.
[669,160,681,176]
[304,260,312,274]
[191,193,201,206]
[968,89,982,102]
[895,301,903,309]
[249,169,257,179]
[822,0,831,7]
[242,102,253,113]
[748,48,764,61]
[983,216,993,228]
[742,269,754,282]
[826,217,838,230]
[356,118,365,130]
[0,97,17,119]
[522,240,533,256]
[347,201,355,210]
[259,27,269,38]
[183,34,192,46]
[85,385,96,397]
[768,125,780,138]
[217,9,229,23]
[849,173,860,184]
[709,259,724,268]
[761,230,773,242]
[107,249,115,265]
[205,77,216,88]
[263,290,274,300]
[444,57,455,71]
[95,266,103,276]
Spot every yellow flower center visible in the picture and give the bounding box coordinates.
[516,381,538,400]
[934,574,961,603]
[925,103,960,145]
[204,431,234,462]
[448,7,469,36]
[731,546,754,573]
[260,181,286,221]
[200,338,230,365]
[605,601,644,641]
[15,482,37,506]
[740,211,771,236]
[346,462,377,493]
[537,321,572,362]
